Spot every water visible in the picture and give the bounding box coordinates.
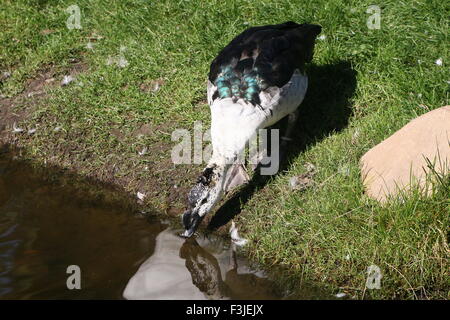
[0,149,287,299]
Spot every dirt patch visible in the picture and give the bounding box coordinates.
[0,60,88,143]
[139,79,165,93]
[132,123,153,137]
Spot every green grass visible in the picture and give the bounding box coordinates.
[1,0,449,299]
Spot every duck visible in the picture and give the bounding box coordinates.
[182,21,322,238]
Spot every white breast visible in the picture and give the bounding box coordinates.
[210,98,265,160]
[207,70,308,160]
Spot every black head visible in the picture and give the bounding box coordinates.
[181,165,223,238]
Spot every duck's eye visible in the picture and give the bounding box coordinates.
[201,198,208,205]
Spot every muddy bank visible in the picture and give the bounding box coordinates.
[0,63,238,239]
[1,149,303,299]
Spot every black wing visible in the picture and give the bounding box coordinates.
[208,21,321,105]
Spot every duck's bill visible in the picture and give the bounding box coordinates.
[182,209,192,229]
[181,229,195,238]
[181,210,203,238]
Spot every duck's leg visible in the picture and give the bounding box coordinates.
[279,109,300,161]
[281,109,299,149]
[250,143,265,171]
[250,109,299,171]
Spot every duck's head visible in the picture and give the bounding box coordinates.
[181,164,227,238]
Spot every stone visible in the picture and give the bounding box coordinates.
[361,106,450,202]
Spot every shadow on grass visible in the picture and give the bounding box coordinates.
[207,61,357,230]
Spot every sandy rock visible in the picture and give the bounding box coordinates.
[361,106,450,202]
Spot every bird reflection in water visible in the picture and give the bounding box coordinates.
[123,227,281,300]
[180,237,279,300]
